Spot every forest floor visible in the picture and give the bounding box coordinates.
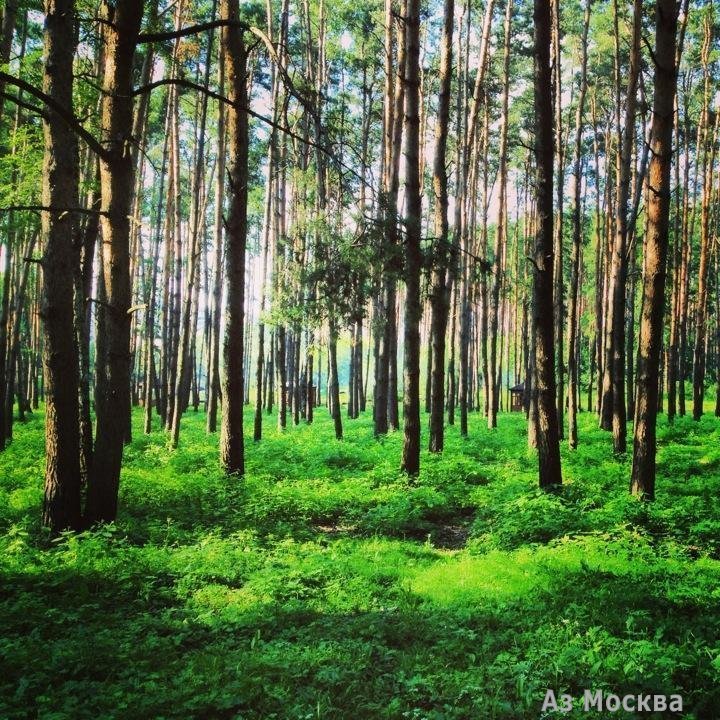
[1,407,720,718]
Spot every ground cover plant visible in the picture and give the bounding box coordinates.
[2,407,719,719]
[2,0,720,717]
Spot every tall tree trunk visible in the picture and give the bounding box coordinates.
[715,247,720,417]
[678,85,695,418]
[380,0,405,435]
[551,0,565,440]
[447,279,457,426]
[488,0,511,430]
[373,0,394,437]
[428,0,454,452]
[328,317,342,439]
[253,3,278,439]
[401,0,421,475]
[601,0,642,453]
[692,13,717,422]
[76,182,99,482]
[165,88,183,432]
[0,1,18,137]
[631,0,679,499]
[567,0,590,449]
[0,234,13,451]
[86,0,144,525]
[533,0,562,488]
[170,12,216,448]
[144,101,170,435]
[7,231,35,434]
[666,85,685,423]
[40,0,81,532]
[207,43,226,434]
[219,0,248,475]
[0,9,19,432]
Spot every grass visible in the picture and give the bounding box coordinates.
[1,405,720,718]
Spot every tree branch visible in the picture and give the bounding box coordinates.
[247,26,318,120]
[0,92,47,120]
[0,71,108,160]
[132,77,365,186]
[0,205,110,217]
[137,19,248,43]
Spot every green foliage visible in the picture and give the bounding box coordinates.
[1,408,720,718]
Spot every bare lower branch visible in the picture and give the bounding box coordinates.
[132,78,365,187]
[0,205,110,217]
[137,19,248,44]
[0,92,47,119]
[0,71,108,159]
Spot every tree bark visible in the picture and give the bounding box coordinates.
[219,0,248,475]
[328,317,342,439]
[0,0,18,129]
[253,2,279,440]
[692,13,717,422]
[600,0,642,453]
[207,46,226,434]
[551,0,565,440]
[170,11,216,448]
[631,0,679,499]
[428,0,454,452]
[86,0,144,525]
[488,0,512,430]
[401,0,421,475]
[533,0,562,489]
[144,99,171,435]
[373,0,394,437]
[40,0,81,533]
[567,0,591,449]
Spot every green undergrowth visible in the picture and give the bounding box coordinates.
[1,407,720,718]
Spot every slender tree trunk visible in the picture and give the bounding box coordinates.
[488,0,511,430]
[40,0,81,532]
[447,279,457,425]
[552,0,565,440]
[165,93,183,432]
[7,232,34,434]
[693,15,717,422]
[401,0,422,475]
[601,0,642,453]
[219,0,248,475]
[253,9,279,439]
[328,317,342,440]
[667,91,683,423]
[76,182,99,481]
[144,102,170,435]
[307,331,315,421]
[0,1,18,130]
[386,0,406,434]
[631,0,679,499]
[678,86,695,417]
[428,0,454,452]
[567,0,591,449]
[0,1,18,444]
[207,49,226,434]
[170,14,216,448]
[0,235,13,450]
[715,246,720,417]
[86,0,144,525]
[533,0,562,488]
[373,0,394,436]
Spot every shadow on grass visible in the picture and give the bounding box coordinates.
[2,535,719,719]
